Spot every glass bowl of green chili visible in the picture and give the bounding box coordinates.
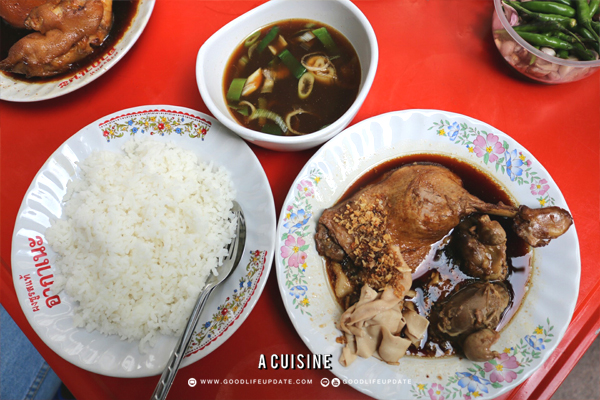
[493,0,600,83]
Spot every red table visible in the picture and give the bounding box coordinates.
[1,1,599,399]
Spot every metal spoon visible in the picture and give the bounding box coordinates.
[151,201,246,400]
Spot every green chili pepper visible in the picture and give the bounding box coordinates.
[553,31,579,42]
[513,22,557,33]
[518,31,575,49]
[557,49,570,58]
[576,26,597,41]
[573,0,600,40]
[520,1,576,17]
[588,0,600,18]
[543,0,573,6]
[571,47,597,60]
[553,32,597,59]
[592,21,600,34]
[505,1,578,28]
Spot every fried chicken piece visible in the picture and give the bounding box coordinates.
[0,0,113,77]
[0,0,50,28]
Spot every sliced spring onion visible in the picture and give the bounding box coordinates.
[285,108,317,136]
[257,26,280,54]
[248,42,258,59]
[298,72,314,99]
[300,31,315,43]
[244,31,261,47]
[226,78,246,102]
[312,27,339,55]
[236,106,250,116]
[237,55,249,69]
[261,70,275,93]
[249,109,288,133]
[257,97,268,125]
[238,100,256,116]
[278,49,306,79]
[228,103,250,116]
[261,122,284,136]
[268,35,288,55]
[241,68,263,97]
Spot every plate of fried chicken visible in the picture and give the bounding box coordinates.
[275,109,580,399]
[0,0,154,102]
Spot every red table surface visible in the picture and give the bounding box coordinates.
[1,1,599,399]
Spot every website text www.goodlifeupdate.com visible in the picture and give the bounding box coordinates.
[187,378,312,387]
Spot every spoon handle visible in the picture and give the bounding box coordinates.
[151,285,215,400]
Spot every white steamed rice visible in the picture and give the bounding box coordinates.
[46,138,237,348]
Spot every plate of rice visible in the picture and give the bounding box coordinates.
[11,105,276,377]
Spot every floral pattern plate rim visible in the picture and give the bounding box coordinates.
[11,105,276,377]
[275,109,580,400]
[0,0,155,102]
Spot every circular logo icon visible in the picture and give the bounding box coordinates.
[188,378,197,387]
[331,378,340,387]
[320,377,330,387]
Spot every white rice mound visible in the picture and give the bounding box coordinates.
[46,138,237,349]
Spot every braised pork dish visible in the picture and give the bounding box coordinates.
[0,0,137,79]
[315,156,573,366]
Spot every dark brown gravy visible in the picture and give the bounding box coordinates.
[0,0,139,83]
[325,154,532,358]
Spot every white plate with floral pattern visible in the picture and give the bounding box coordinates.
[11,105,276,377]
[275,110,580,400]
[0,0,154,102]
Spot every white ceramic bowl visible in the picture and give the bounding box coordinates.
[196,0,378,152]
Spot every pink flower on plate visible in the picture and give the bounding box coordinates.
[297,179,314,197]
[484,353,519,383]
[428,383,445,400]
[280,235,307,268]
[473,133,505,164]
[530,179,550,196]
